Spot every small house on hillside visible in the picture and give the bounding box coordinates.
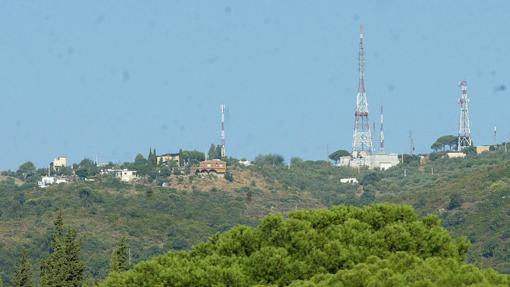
[115,169,137,182]
[446,152,466,159]
[340,178,358,184]
[38,176,68,188]
[194,159,227,176]
[101,168,138,183]
[476,146,490,154]
[157,153,180,166]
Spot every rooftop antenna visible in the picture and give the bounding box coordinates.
[457,80,472,151]
[352,25,373,156]
[220,104,226,158]
[380,105,385,154]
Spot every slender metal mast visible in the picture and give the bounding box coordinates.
[409,130,415,155]
[380,105,384,153]
[220,104,226,158]
[457,80,472,151]
[352,25,373,156]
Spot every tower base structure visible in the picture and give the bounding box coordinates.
[336,153,399,170]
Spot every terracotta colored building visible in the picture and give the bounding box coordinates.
[195,159,227,175]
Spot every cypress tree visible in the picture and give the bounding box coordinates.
[109,237,130,273]
[40,213,66,287]
[208,144,216,160]
[40,213,84,287]
[12,249,33,287]
[215,145,223,159]
[64,228,85,286]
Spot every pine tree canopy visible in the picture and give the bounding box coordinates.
[100,204,510,286]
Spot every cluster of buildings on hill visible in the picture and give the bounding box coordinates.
[38,103,231,189]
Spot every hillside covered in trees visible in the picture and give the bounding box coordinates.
[1,149,510,285]
[100,204,508,286]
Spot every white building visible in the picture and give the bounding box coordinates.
[340,177,359,184]
[38,176,68,188]
[336,153,400,170]
[116,169,137,182]
[38,176,55,188]
[52,156,67,168]
[446,152,467,159]
[239,160,252,167]
[101,169,138,182]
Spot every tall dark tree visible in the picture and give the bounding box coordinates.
[16,161,36,180]
[180,150,206,166]
[328,149,351,163]
[208,144,217,160]
[215,145,223,159]
[40,213,66,287]
[253,154,285,167]
[110,237,130,273]
[132,154,150,176]
[12,250,33,287]
[148,148,157,166]
[64,229,85,286]
[40,213,84,287]
[74,158,99,179]
[431,135,458,152]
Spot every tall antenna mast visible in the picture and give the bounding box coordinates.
[457,80,472,151]
[220,104,226,158]
[409,130,415,155]
[372,121,377,151]
[380,105,385,154]
[494,126,497,145]
[352,25,373,156]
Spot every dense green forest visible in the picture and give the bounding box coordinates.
[1,149,510,285]
[100,204,508,286]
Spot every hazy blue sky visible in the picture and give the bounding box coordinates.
[0,1,509,169]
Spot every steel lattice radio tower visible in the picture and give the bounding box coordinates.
[220,104,226,158]
[380,105,385,153]
[457,81,472,151]
[352,26,373,156]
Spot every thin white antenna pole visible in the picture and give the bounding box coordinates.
[220,104,226,158]
[494,126,497,145]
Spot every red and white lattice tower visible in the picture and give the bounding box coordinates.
[220,104,226,158]
[457,81,472,151]
[352,26,373,156]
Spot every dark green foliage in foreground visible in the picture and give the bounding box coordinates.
[40,213,85,287]
[289,253,508,286]
[3,149,510,282]
[109,238,130,273]
[100,204,508,286]
[12,250,32,287]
